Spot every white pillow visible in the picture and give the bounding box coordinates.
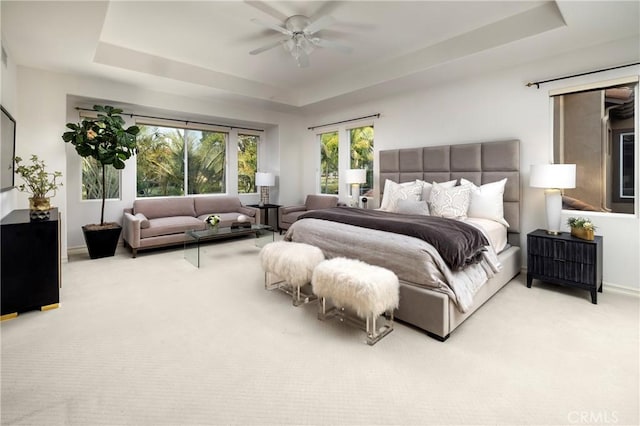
[381,180,423,212]
[394,199,430,215]
[417,179,457,202]
[380,179,420,211]
[460,178,509,227]
[429,183,471,218]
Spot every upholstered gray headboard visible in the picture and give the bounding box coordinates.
[379,140,521,247]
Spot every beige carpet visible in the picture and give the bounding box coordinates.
[1,237,638,425]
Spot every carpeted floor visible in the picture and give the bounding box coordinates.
[1,237,639,425]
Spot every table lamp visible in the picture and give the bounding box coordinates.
[345,169,367,207]
[530,163,576,234]
[255,172,275,207]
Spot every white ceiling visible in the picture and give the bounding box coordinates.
[2,1,639,111]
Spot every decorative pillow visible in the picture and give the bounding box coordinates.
[417,179,457,202]
[394,199,430,215]
[134,212,150,229]
[379,179,420,211]
[429,183,471,218]
[381,180,423,212]
[460,178,509,227]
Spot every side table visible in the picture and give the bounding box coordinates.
[527,229,603,304]
[247,204,281,229]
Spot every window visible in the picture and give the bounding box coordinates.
[237,134,259,194]
[82,157,119,200]
[552,79,637,214]
[319,131,339,194]
[136,124,227,197]
[349,125,374,197]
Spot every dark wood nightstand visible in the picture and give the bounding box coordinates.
[247,204,281,229]
[527,229,603,304]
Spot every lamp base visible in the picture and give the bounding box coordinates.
[260,186,270,206]
[544,188,563,235]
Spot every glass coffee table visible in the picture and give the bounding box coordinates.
[184,224,274,267]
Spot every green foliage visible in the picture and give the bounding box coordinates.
[13,154,63,198]
[320,131,339,194]
[63,105,140,225]
[82,157,118,200]
[136,125,226,197]
[237,134,258,194]
[567,217,597,231]
[350,126,374,195]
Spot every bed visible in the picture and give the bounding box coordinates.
[285,140,521,341]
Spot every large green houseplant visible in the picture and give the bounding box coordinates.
[62,105,140,258]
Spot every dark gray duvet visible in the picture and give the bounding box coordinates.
[299,207,489,270]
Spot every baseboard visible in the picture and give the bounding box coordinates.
[604,283,640,297]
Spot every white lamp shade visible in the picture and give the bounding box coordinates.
[345,169,367,184]
[255,172,275,187]
[529,164,576,189]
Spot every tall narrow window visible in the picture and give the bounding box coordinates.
[349,126,374,197]
[82,157,119,200]
[136,124,227,197]
[237,134,259,194]
[319,131,339,194]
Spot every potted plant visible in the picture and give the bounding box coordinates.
[62,105,140,258]
[13,154,63,219]
[567,217,597,241]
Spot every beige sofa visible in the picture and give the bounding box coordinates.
[123,196,259,257]
[278,194,341,232]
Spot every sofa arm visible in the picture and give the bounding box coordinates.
[122,212,141,256]
[280,205,307,215]
[238,206,258,217]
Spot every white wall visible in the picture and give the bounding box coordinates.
[0,37,18,218]
[299,49,640,291]
[16,67,306,256]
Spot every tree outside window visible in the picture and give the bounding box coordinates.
[320,131,339,194]
[82,157,119,200]
[349,126,374,196]
[238,134,258,194]
[136,125,226,197]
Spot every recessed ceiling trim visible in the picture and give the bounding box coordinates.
[93,42,299,106]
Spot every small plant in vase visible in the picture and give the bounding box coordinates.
[14,155,63,218]
[205,214,221,228]
[567,217,596,241]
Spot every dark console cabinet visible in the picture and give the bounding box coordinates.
[1,208,60,318]
[527,229,603,304]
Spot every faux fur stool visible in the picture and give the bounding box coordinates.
[259,241,325,306]
[312,257,399,345]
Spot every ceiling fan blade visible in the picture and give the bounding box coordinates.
[304,15,335,35]
[311,37,352,54]
[250,18,291,36]
[249,38,288,55]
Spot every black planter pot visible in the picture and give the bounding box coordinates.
[82,224,122,259]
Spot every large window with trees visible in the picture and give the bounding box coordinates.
[349,125,374,197]
[319,131,339,194]
[237,133,259,194]
[136,124,227,197]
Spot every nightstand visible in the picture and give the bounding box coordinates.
[527,229,603,304]
[247,204,281,229]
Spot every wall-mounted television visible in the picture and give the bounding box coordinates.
[1,105,16,192]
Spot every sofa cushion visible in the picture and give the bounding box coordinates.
[140,216,205,239]
[134,198,196,220]
[305,195,339,210]
[281,210,308,225]
[194,196,243,216]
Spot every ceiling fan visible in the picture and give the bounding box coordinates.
[249,14,352,68]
